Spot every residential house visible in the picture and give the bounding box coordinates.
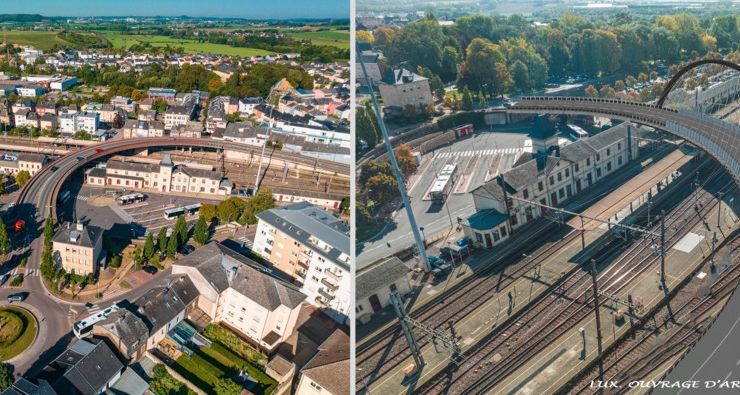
[17,153,48,175]
[36,101,58,116]
[238,97,265,114]
[254,202,350,323]
[51,221,104,276]
[58,112,100,134]
[295,330,350,395]
[377,68,432,116]
[172,242,307,353]
[33,339,124,395]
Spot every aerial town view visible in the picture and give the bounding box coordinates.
[0,1,350,394]
[356,0,740,394]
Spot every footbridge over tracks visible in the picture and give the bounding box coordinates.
[509,96,740,190]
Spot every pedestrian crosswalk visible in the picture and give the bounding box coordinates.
[86,304,100,315]
[435,148,524,158]
[71,195,89,201]
[238,237,253,249]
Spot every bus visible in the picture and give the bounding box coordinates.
[163,202,202,220]
[57,190,71,204]
[118,193,146,205]
[430,163,458,204]
[565,124,589,140]
[73,305,120,339]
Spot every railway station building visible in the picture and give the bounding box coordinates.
[85,154,233,196]
[254,202,351,324]
[464,116,639,249]
[355,256,412,324]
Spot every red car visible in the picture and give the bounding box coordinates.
[95,148,103,153]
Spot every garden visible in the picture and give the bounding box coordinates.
[168,324,276,395]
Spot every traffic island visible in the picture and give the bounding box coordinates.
[0,306,37,361]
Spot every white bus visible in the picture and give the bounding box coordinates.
[566,124,589,140]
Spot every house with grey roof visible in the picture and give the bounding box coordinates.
[254,202,350,324]
[377,68,432,116]
[35,338,123,395]
[295,330,350,395]
[172,241,307,353]
[51,221,104,276]
[465,117,639,249]
[356,256,411,324]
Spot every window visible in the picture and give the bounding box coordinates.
[559,189,565,198]
[565,169,569,178]
[356,305,364,312]
[509,215,518,226]
[538,181,543,191]
[618,156,623,165]
[575,163,579,172]
[476,233,483,242]
[618,143,621,150]
[522,189,529,199]
[596,154,600,161]
[550,176,554,185]
[557,172,562,182]
[607,148,611,156]
[607,162,612,171]
[500,226,507,237]
[253,315,261,323]
[586,158,591,166]
[310,382,323,391]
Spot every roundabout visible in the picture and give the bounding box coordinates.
[0,306,37,362]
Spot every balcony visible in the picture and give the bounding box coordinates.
[321,278,339,291]
[301,249,314,258]
[318,288,335,301]
[295,270,307,279]
[325,270,342,282]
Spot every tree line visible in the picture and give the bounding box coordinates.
[358,11,740,95]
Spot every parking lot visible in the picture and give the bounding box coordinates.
[59,184,221,238]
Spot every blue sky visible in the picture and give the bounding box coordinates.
[1,0,349,19]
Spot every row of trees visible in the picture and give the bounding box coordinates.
[199,187,276,226]
[359,11,740,94]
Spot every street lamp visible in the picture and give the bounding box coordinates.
[420,227,426,244]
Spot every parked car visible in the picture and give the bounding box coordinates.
[0,274,8,286]
[7,293,23,302]
[456,236,472,247]
[142,266,158,275]
[440,243,468,258]
[428,255,445,267]
[432,268,448,277]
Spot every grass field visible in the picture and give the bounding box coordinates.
[98,31,271,57]
[286,30,350,49]
[0,307,36,361]
[1,30,76,50]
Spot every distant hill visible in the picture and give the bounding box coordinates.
[0,14,47,23]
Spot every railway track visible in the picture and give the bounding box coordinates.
[564,233,740,395]
[414,170,728,394]
[355,146,704,391]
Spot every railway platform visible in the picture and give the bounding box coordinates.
[492,202,738,394]
[363,191,738,395]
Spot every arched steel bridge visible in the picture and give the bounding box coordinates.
[508,96,740,189]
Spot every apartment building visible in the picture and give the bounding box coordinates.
[254,202,350,323]
[172,242,307,353]
[464,117,639,249]
[51,221,104,276]
[58,111,100,134]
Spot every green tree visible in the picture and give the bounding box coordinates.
[193,216,210,246]
[167,232,178,259]
[366,174,400,206]
[144,233,155,261]
[74,130,92,140]
[0,362,12,391]
[154,98,168,113]
[199,203,217,223]
[240,187,275,225]
[510,60,533,92]
[461,87,473,111]
[217,197,244,223]
[460,38,507,93]
[394,144,418,179]
[44,215,54,248]
[430,75,445,100]
[0,219,9,256]
[174,215,188,247]
[40,247,55,281]
[158,227,168,252]
[356,104,380,149]
[584,84,599,97]
[15,170,30,188]
[214,378,242,395]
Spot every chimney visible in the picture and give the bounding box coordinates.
[228,266,237,282]
[76,220,83,231]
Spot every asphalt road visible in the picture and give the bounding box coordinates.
[357,129,531,268]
